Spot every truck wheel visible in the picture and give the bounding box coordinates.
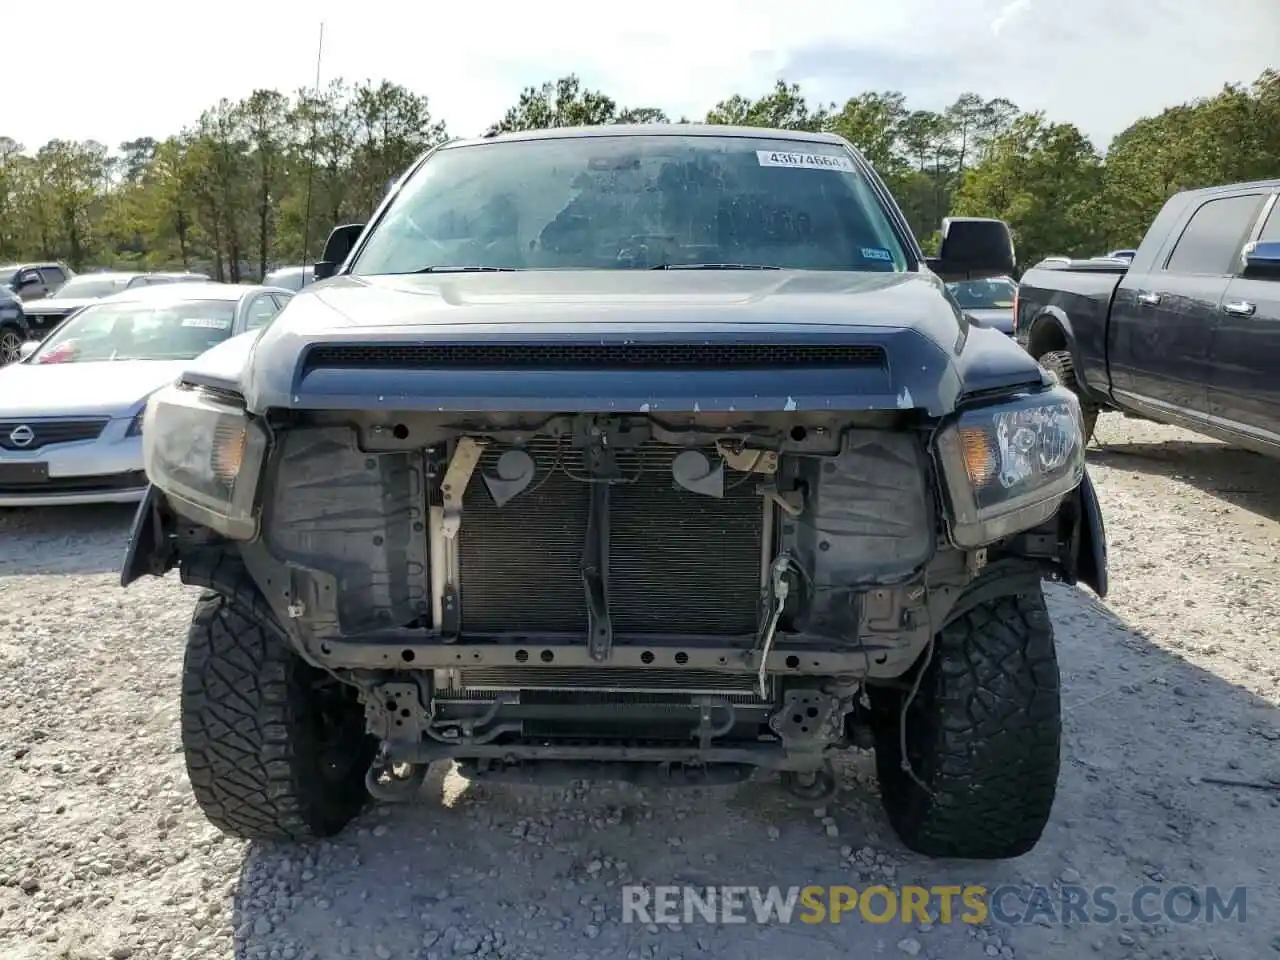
[1039,350,1098,442]
[868,589,1060,859]
[181,578,376,841]
[0,324,23,365]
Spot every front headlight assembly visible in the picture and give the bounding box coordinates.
[934,386,1085,548]
[141,383,267,540]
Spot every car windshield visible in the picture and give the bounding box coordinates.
[351,134,910,274]
[51,276,134,299]
[27,299,237,364]
[946,278,1016,310]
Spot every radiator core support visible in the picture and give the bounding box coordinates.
[445,436,766,640]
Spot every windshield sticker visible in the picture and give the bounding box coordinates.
[755,150,855,172]
[860,247,894,262]
[181,317,231,329]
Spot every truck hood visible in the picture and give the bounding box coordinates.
[23,298,97,315]
[213,270,1046,417]
[0,358,189,418]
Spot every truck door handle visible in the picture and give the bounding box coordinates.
[1222,300,1256,317]
[1137,291,1161,306]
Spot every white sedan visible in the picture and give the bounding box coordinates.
[0,282,292,507]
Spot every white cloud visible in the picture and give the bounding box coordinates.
[991,0,1032,35]
[4,0,1277,154]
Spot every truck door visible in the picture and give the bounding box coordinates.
[1208,194,1280,443]
[1110,192,1268,419]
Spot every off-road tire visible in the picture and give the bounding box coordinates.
[181,577,376,841]
[1039,349,1099,443]
[0,324,24,366]
[868,589,1060,859]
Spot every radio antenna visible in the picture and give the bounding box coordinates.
[300,21,325,266]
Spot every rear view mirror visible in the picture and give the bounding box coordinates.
[926,217,1016,283]
[314,223,366,281]
[1242,240,1280,280]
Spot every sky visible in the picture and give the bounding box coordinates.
[8,0,1277,155]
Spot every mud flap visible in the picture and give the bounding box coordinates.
[1075,467,1108,599]
[120,484,167,587]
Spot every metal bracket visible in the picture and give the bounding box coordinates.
[756,481,804,518]
[967,547,988,576]
[433,438,486,641]
[767,688,845,749]
[441,437,486,540]
[715,441,779,475]
[583,481,613,661]
[365,677,433,743]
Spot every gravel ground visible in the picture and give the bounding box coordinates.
[1,414,1277,960]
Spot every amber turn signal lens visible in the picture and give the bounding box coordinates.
[211,422,246,482]
[959,428,998,487]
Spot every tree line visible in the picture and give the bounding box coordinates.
[1,70,1276,280]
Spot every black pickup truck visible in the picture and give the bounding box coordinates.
[1015,179,1280,454]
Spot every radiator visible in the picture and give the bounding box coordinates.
[456,439,764,636]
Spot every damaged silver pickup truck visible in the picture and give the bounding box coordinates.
[121,124,1107,860]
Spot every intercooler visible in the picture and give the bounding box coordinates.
[455,438,764,637]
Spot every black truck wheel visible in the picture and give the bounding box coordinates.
[868,589,1061,859]
[1039,350,1098,442]
[181,578,376,841]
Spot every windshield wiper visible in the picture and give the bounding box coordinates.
[412,266,520,274]
[652,263,782,271]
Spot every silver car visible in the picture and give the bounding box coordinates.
[0,282,293,507]
[945,276,1018,336]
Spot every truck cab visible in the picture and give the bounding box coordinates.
[1016,180,1280,455]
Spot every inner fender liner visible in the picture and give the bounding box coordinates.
[263,426,428,634]
[782,430,934,641]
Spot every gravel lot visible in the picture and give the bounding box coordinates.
[1,416,1277,960]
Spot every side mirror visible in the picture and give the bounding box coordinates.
[1242,240,1280,280]
[18,340,39,361]
[17,274,41,289]
[313,223,366,281]
[926,217,1016,283]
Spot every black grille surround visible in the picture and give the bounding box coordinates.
[0,470,146,495]
[457,439,764,637]
[0,418,108,451]
[304,342,886,372]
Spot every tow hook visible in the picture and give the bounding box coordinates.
[780,762,837,801]
[365,759,429,802]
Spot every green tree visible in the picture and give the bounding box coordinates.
[953,113,1103,266]
[705,80,832,131]
[488,75,665,134]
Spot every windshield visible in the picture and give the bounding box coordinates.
[352,134,909,274]
[27,299,237,364]
[51,276,134,299]
[946,278,1016,310]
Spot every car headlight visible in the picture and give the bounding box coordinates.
[141,383,267,539]
[125,409,145,437]
[934,386,1085,548]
